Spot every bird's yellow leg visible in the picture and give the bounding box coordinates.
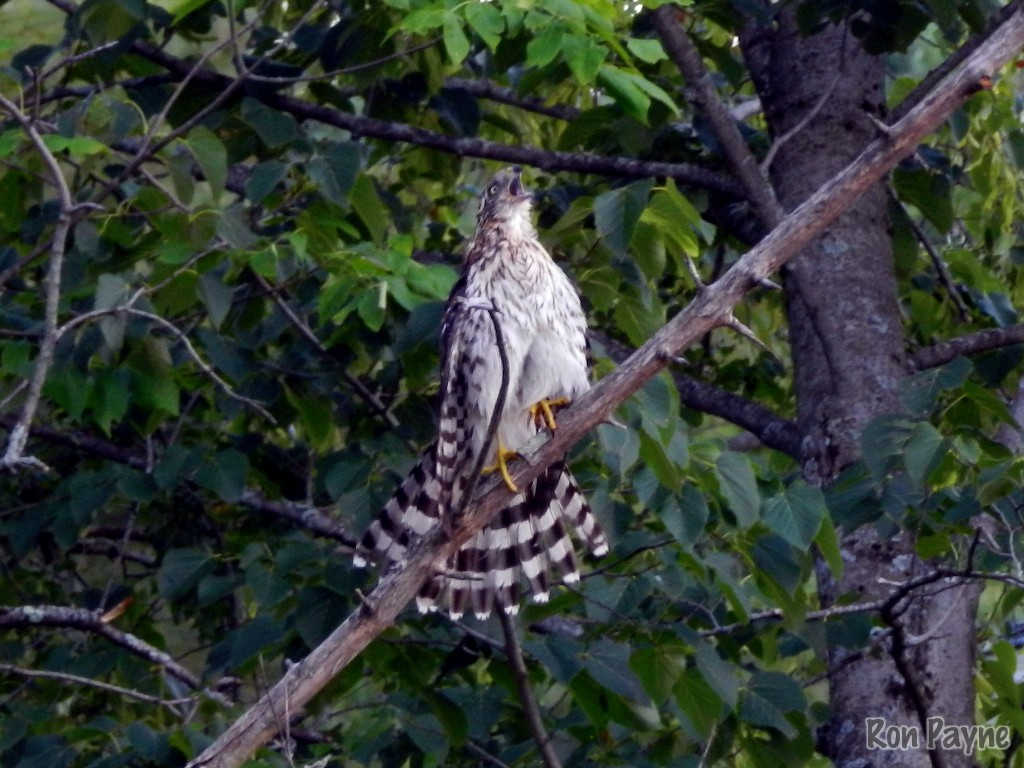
[530,396,571,431]
[482,441,520,492]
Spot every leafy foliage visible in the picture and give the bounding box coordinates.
[0,1,1023,767]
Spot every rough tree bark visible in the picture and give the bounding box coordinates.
[745,11,981,768]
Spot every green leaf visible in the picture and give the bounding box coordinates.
[357,284,387,331]
[198,272,233,329]
[308,142,361,205]
[240,98,300,148]
[167,0,215,22]
[583,639,647,701]
[89,369,130,434]
[563,35,607,84]
[860,415,916,482]
[593,180,652,256]
[158,548,215,600]
[597,422,640,477]
[674,667,724,737]
[740,672,805,738]
[0,129,24,157]
[41,135,107,157]
[893,167,953,233]
[814,512,843,578]
[350,174,389,245]
[613,291,665,347]
[443,16,470,64]
[130,337,180,416]
[195,449,249,502]
[903,421,944,487]
[525,23,566,67]
[245,160,288,203]
[694,642,739,708]
[630,644,686,703]
[901,357,972,416]
[464,3,504,50]
[398,7,446,33]
[285,386,335,449]
[715,451,760,528]
[208,616,284,672]
[185,126,227,201]
[93,273,129,351]
[762,481,826,549]
[295,587,350,648]
[598,65,651,123]
[626,37,667,64]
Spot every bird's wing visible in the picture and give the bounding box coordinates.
[435,276,489,520]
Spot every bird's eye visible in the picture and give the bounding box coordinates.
[488,184,499,195]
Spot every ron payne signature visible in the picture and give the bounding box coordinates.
[866,717,1012,756]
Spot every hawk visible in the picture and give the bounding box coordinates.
[354,166,608,619]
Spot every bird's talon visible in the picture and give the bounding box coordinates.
[483,445,520,492]
[529,397,570,431]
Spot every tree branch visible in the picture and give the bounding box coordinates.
[445,77,581,121]
[910,324,1024,370]
[185,9,1024,767]
[594,331,801,458]
[0,604,220,695]
[0,662,197,712]
[239,489,356,547]
[0,93,89,471]
[654,6,784,227]
[498,611,562,768]
[0,414,357,546]
[110,37,742,196]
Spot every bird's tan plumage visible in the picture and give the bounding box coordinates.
[354,167,607,619]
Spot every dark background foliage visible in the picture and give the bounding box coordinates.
[1,0,1024,766]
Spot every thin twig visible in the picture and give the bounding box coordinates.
[59,306,275,423]
[0,662,197,712]
[120,37,745,197]
[0,92,87,471]
[0,605,222,696]
[246,38,442,83]
[896,195,971,321]
[253,273,401,431]
[498,610,563,768]
[464,741,511,768]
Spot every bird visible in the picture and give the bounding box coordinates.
[353,166,608,620]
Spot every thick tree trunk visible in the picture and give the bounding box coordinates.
[745,12,980,767]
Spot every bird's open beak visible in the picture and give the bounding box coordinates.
[508,166,523,197]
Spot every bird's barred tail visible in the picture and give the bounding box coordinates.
[354,453,608,620]
[352,448,441,568]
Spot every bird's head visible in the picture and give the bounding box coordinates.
[476,166,533,231]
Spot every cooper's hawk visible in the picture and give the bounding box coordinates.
[354,166,608,619]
